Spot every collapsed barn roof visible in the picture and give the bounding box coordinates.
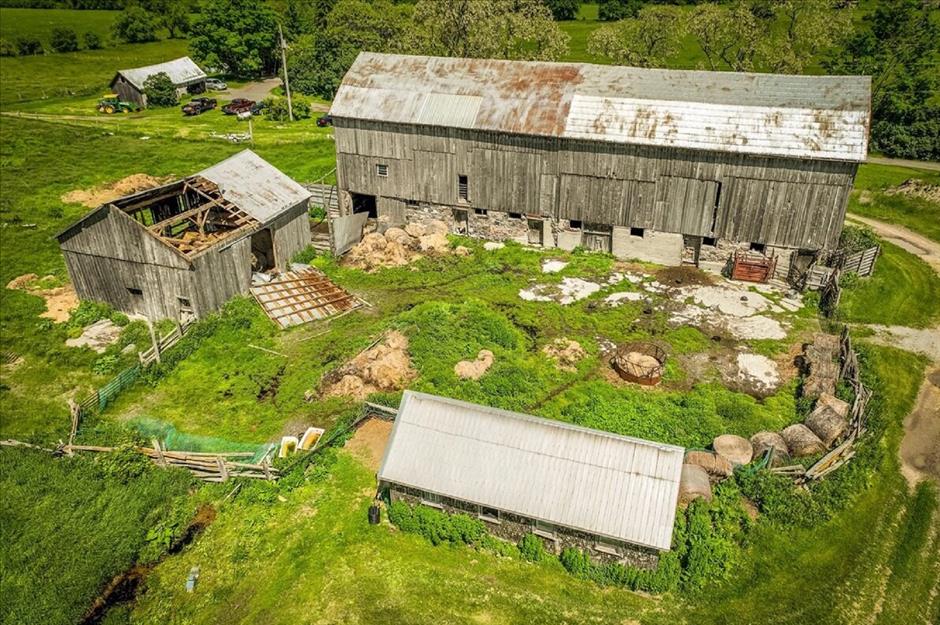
[57,150,311,261]
[111,56,207,90]
[378,391,685,551]
[331,52,872,162]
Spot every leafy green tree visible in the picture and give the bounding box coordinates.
[14,36,43,56]
[263,95,311,121]
[189,0,279,76]
[688,1,764,72]
[163,3,190,39]
[412,0,569,61]
[544,0,580,21]
[598,0,643,21]
[823,0,940,160]
[49,27,80,53]
[588,5,685,67]
[143,72,178,107]
[762,0,850,74]
[112,6,159,43]
[83,31,103,49]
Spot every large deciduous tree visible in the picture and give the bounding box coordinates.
[189,0,279,77]
[544,0,581,21]
[598,0,643,22]
[762,0,850,74]
[688,1,763,72]
[112,6,159,44]
[588,5,685,67]
[823,0,940,160]
[412,0,569,61]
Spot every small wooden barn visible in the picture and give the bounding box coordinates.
[57,150,311,321]
[329,53,872,270]
[110,56,207,108]
[378,391,685,568]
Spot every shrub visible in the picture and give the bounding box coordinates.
[143,72,179,107]
[83,32,103,50]
[598,0,643,21]
[262,95,311,122]
[112,6,159,44]
[838,225,879,255]
[14,36,43,56]
[92,354,120,376]
[518,533,548,562]
[49,27,79,53]
[0,38,17,57]
[387,500,489,547]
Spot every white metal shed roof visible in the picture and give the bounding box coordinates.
[113,56,207,90]
[378,391,685,551]
[198,150,311,223]
[332,52,872,162]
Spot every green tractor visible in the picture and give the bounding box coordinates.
[96,94,139,114]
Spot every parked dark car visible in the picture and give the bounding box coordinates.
[316,114,333,127]
[222,98,255,115]
[182,97,217,116]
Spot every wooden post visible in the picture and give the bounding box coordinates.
[152,438,166,467]
[278,23,293,122]
[147,320,161,364]
[217,457,229,482]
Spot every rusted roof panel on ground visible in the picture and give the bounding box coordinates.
[250,267,364,328]
[331,52,872,162]
[378,391,685,551]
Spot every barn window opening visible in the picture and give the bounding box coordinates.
[710,182,722,232]
[127,287,143,296]
[593,541,621,557]
[509,212,523,219]
[405,199,419,207]
[474,208,488,217]
[479,506,500,523]
[178,297,191,308]
[458,175,469,202]
[420,492,443,509]
[630,227,645,238]
[376,163,388,177]
[750,242,766,253]
[534,520,556,538]
[351,193,377,218]
[703,237,718,247]
[569,219,583,229]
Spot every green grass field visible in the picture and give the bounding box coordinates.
[849,164,940,243]
[0,8,122,49]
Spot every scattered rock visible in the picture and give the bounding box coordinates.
[454,245,472,256]
[886,178,940,203]
[780,424,827,457]
[454,349,495,380]
[542,260,568,273]
[750,431,791,467]
[65,319,123,353]
[684,450,733,479]
[736,353,780,393]
[713,434,754,465]
[61,174,173,208]
[321,331,417,400]
[605,291,644,306]
[679,464,712,505]
[542,338,586,372]
[483,241,505,251]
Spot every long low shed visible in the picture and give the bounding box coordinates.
[329,53,872,269]
[378,391,685,567]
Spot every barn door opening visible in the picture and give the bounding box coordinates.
[453,208,469,235]
[527,218,544,246]
[351,193,377,218]
[251,228,275,272]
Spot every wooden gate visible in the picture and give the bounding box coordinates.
[731,251,777,283]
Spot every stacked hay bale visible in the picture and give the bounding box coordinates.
[684,450,733,480]
[713,434,753,466]
[345,219,452,271]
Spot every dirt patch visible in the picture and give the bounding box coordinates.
[6,273,78,322]
[900,366,940,486]
[62,174,172,208]
[345,418,393,471]
[455,349,494,380]
[734,352,780,395]
[320,331,417,400]
[542,338,587,372]
[655,265,715,287]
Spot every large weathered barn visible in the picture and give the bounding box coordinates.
[378,391,685,568]
[57,150,311,320]
[329,53,871,269]
[110,56,207,108]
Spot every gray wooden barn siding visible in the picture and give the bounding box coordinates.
[110,76,145,107]
[334,119,856,250]
[268,203,313,268]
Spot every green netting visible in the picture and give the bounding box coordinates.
[129,417,274,463]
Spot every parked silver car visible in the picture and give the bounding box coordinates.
[205,78,228,91]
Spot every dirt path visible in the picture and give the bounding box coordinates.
[224,77,281,102]
[846,213,940,273]
[850,213,940,486]
[866,156,940,173]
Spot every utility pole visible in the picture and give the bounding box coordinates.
[278,22,294,122]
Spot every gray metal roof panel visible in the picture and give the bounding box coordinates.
[197,150,311,223]
[332,52,871,162]
[114,56,207,90]
[378,391,685,551]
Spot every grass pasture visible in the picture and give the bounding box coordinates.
[0,8,121,50]
[849,163,940,243]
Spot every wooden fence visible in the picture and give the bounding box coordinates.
[795,245,880,291]
[139,320,193,366]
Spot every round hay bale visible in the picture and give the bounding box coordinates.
[713,434,753,465]
[684,450,733,479]
[780,424,826,457]
[679,464,712,505]
[805,403,848,448]
[749,431,790,467]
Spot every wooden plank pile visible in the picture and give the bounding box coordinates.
[251,267,364,329]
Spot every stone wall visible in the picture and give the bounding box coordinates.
[387,483,660,570]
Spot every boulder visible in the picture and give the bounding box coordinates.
[678,464,712,505]
[749,431,790,467]
[454,245,472,257]
[483,241,505,251]
[65,318,123,353]
[713,434,753,465]
[780,424,827,457]
[684,450,733,480]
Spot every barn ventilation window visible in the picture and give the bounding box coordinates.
[479,506,500,522]
[405,199,419,207]
[474,208,488,217]
[509,212,523,219]
[703,237,718,247]
[420,492,443,509]
[630,227,645,238]
[458,175,469,202]
[376,163,388,177]
[569,220,582,229]
[127,287,143,296]
[594,541,621,557]
[534,520,555,538]
[750,242,766,253]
